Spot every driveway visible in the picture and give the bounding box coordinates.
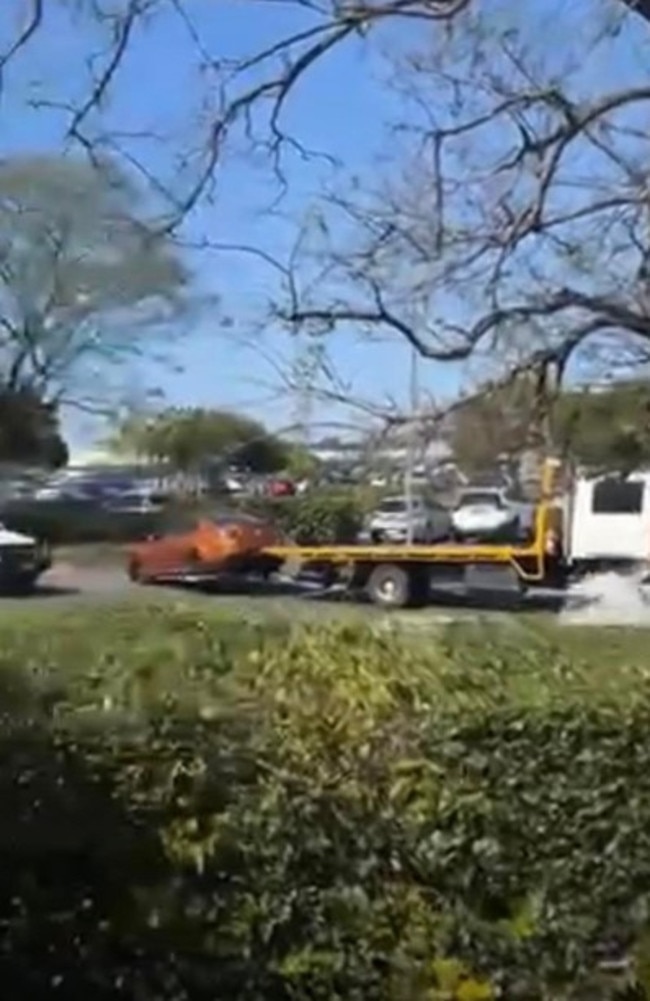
[41,561,133,598]
[0,559,564,633]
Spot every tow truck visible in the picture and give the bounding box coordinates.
[133,457,650,609]
[256,458,565,609]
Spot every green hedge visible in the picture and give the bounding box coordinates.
[243,490,366,544]
[2,606,650,997]
[0,490,368,546]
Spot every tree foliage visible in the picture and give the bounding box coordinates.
[284,442,321,481]
[449,377,650,474]
[0,154,190,410]
[4,608,650,997]
[554,381,650,472]
[0,388,68,468]
[247,489,365,543]
[447,374,539,474]
[109,406,290,473]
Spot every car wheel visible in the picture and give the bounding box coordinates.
[128,557,150,584]
[186,548,204,574]
[8,573,38,596]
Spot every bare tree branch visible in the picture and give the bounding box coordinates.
[0,0,43,100]
[273,0,650,400]
[66,0,142,146]
[623,0,650,21]
[1,0,650,442]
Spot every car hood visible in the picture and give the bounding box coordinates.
[453,505,510,526]
[0,526,37,546]
[370,512,412,524]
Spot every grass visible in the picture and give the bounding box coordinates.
[445,612,650,665]
[2,593,649,658]
[1,597,650,999]
[0,597,648,730]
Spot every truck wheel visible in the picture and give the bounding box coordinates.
[366,564,412,609]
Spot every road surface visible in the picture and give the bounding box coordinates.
[0,560,566,630]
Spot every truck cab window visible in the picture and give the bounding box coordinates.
[591,478,644,515]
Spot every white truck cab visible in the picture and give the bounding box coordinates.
[564,472,650,569]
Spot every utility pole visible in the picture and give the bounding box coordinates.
[292,335,317,449]
[404,345,419,544]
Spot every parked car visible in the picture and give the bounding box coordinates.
[102,485,169,514]
[451,487,533,541]
[266,478,296,498]
[33,471,133,503]
[0,522,51,593]
[224,474,246,495]
[126,511,283,584]
[363,495,452,544]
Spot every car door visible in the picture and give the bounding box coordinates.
[141,512,199,576]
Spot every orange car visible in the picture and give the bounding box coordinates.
[126,511,284,584]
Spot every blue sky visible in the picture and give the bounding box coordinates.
[0,0,649,453]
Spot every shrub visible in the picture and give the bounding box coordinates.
[1,607,650,998]
[245,489,366,544]
[0,488,368,547]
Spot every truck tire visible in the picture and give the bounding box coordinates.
[366,564,413,609]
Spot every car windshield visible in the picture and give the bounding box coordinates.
[378,499,406,513]
[378,498,423,513]
[458,491,504,508]
[111,491,151,502]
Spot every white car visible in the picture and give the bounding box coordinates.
[365,495,452,544]
[0,523,51,592]
[451,488,528,540]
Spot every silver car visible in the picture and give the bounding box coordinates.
[364,495,452,544]
[451,488,535,541]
